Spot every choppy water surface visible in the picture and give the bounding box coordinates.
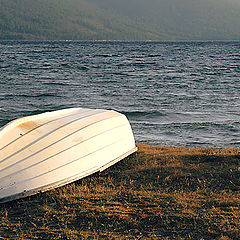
[0,41,239,148]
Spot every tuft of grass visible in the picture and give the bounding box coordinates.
[0,143,239,239]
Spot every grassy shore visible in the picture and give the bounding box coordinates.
[0,143,239,239]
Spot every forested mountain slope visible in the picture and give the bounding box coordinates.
[0,0,159,40]
[87,0,240,40]
[0,0,240,40]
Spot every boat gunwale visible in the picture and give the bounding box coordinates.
[0,147,137,204]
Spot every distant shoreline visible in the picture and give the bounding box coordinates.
[1,39,240,42]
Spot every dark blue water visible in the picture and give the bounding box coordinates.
[0,41,239,148]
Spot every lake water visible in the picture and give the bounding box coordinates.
[0,41,239,148]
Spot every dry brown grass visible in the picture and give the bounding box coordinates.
[0,143,239,239]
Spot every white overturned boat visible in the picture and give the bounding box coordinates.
[0,108,137,203]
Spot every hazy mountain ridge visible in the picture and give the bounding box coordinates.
[0,0,160,40]
[0,0,240,40]
[86,0,240,40]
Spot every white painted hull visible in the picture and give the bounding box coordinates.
[0,108,137,203]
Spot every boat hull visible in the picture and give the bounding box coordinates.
[0,108,137,203]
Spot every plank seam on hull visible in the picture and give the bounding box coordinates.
[0,166,99,204]
[0,110,115,164]
[0,135,132,194]
[0,108,84,134]
[0,121,129,184]
[0,109,103,161]
[0,114,124,175]
[0,147,137,204]
[0,108,94,151]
